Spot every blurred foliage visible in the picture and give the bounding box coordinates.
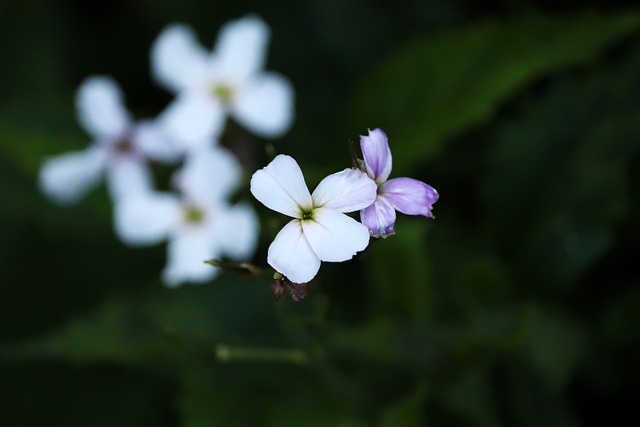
[1,0,640,426]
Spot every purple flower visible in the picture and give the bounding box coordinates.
[359,128,439,238]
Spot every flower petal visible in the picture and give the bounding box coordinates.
[250,154,312,218]
[151,24,209,93]
[267,219,320,284]
[215,15,269,79]
[174,146,241,203]
[114,192,180,246]
[381,177,439,217]
[39,147,107,204]
[133,120,182,163]
[302,208,370,262]
[360,197,396,238]
[311,168,377,213]
[216,202,259,261]
[106,156,153,201]
[360,128,392,183]
[76,76,130,138]
[158,94,225,147]
[233,73,294,138]
[163,230,220,287]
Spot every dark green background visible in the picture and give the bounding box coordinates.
[1,0,639,426]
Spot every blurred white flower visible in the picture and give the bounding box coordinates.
[151,15,294,146]
[115,146,258,287]
[250,155,377,284]
[39,76,180,204]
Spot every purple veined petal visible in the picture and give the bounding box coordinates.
[232,72,294,138]
[380,177,439,217]
[106,156,153,202]
[360,197,397,238]
[215,202,259,261]
[76,76,131,139]
[267,219,321,284]
[311,168,377,213]
[250,154,312,218]
[214,15,269,80]
[360,128,392,183]
[114,191,180,246]
[175,146,241,203]
[163,229,220,288]
[151,24,209,93]
[157,93,225,146]
[302,208,370,262]
[39,147,108,204]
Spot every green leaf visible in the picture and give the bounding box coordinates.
[0,277,281,368]
[481,48,640,288]
[348,11,640,173]
[366,220,433,323]
[380,382,429,427]
[517,305,587,391]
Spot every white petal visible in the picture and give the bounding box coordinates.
[215,15,269,79]
[233,73,294,138]
[267,220,320,284]
[151,24,209,93]
[311,168,377,213]
[301,208,370,262]
[158,94,225,147]
[216,202,259,260]
[132,120,182,163]
[106,156,153,201]
[163,230,220,287]
[174,146,241,203]
[114,192,180,246]
[250,154,311,218]
[76,76,130,138]
[39,147,107,204]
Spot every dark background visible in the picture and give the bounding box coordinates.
[1,0,639,426]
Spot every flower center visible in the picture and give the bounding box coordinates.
[300,208,314,221]
[183,204,205,224]
[113,136,133,154]
[211,83,234,103]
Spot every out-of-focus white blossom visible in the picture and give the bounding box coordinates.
[39,76,180,204]
[151,15,294,148]
[114,146,258,287]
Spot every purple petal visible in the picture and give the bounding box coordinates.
[380,177,438,218]
[360,197,396,238]
[360,128,392,183]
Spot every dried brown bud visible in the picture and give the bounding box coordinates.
[271,275,308,302]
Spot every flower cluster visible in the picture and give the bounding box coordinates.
[251,128,438,285]
[39,16,294,287]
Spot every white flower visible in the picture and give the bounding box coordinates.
[39,76,180,204]
[250,155,377,284]
[114,146,258,287]
[151,15,294,146]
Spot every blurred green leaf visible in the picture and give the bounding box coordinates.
[179,363,362,427]
[481,49,640,288]
[349,11,640,173]
[440,363,499,427]
[517,305,587,391]
[367,220,433,323]
[0,361,174,427]
[0,277,281,367]
[0,122,85,174]
[379,382,429,427]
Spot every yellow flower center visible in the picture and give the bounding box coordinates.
[183,205,205,224]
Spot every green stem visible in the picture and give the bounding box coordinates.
[215,344,308,364]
